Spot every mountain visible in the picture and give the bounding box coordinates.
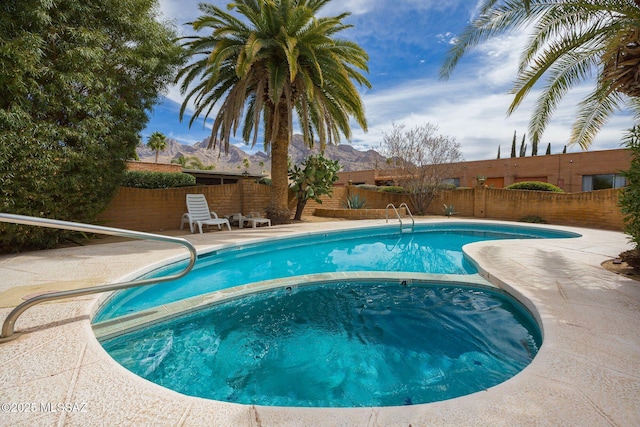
[136,135,386,175]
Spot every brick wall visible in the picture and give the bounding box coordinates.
[98,184,625,231]
[99,183,262,231]
[336,148,632,193]
[427,187,623,230]
[303,187,407,211]
[126,161,182,173]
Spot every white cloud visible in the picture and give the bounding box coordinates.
[151,0,634,159]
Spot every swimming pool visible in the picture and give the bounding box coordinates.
[93,223,579,321]
[100,279,542,407]
[93,222,578,408]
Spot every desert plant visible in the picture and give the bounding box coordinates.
[505,182,564,192]
[289,153,341,221]
[342,194,366,209]
[442,204,457,217]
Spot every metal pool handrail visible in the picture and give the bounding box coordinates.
[385,203,415,231]
[0,213,198,343]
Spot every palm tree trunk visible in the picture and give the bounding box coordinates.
[268,109,292,224]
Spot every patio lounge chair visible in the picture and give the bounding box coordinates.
[184,194,231,234]
[242,212,271,228]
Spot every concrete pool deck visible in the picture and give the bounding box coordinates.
[0,218,638,426]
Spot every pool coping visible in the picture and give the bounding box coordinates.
[1,218,639,426]
[92,271,494,341]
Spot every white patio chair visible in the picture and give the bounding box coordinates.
[242,212,271,228]
[184,194,231,234]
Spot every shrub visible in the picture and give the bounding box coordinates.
[0,0,183,252]
[379,186,405,193]
[342,194,366,209]
[355,184,379,191]
[121,171,195,189]
[519,215,547,224]
[619,126,640,265]
[619,250,640,273]
[505,181,564,192]
[258,177,272,186]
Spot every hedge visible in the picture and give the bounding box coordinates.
[505,181,564,192]
[121,171,196,189]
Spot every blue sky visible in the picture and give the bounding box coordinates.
[146,0,632,161]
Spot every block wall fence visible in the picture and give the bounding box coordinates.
[98,183,625,232]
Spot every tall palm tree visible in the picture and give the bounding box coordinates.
[440,0,640,149]
[147,131,168,163]
[175,0,370,224]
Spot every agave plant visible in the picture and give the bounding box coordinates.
[342,194,366,209]
[442,204,457,217]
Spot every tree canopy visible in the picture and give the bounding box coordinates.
[440,0,640,149]
[147,131,168,163]
[289,152,341,220]
[0,0,183,251]
[175,0,370,223]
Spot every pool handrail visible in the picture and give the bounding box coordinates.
[0,213,198,343]
[385,203,414,231]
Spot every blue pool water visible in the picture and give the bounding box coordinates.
[94,223,578,321]
[101,280,542,407]
[95,222,577,407]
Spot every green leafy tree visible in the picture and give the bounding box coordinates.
[619,126,640,269]
[440,0,640,149]
[175,0,370,224]
[289,152,341,221]
[0,0,183,252]
[147,131,168,163]
[510,131,517,158]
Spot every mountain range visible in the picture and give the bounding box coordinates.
[136,135,387,175]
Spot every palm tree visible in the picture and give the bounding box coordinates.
[175,0,370,224]
[147,131,168,163]
[440,0,640,149]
